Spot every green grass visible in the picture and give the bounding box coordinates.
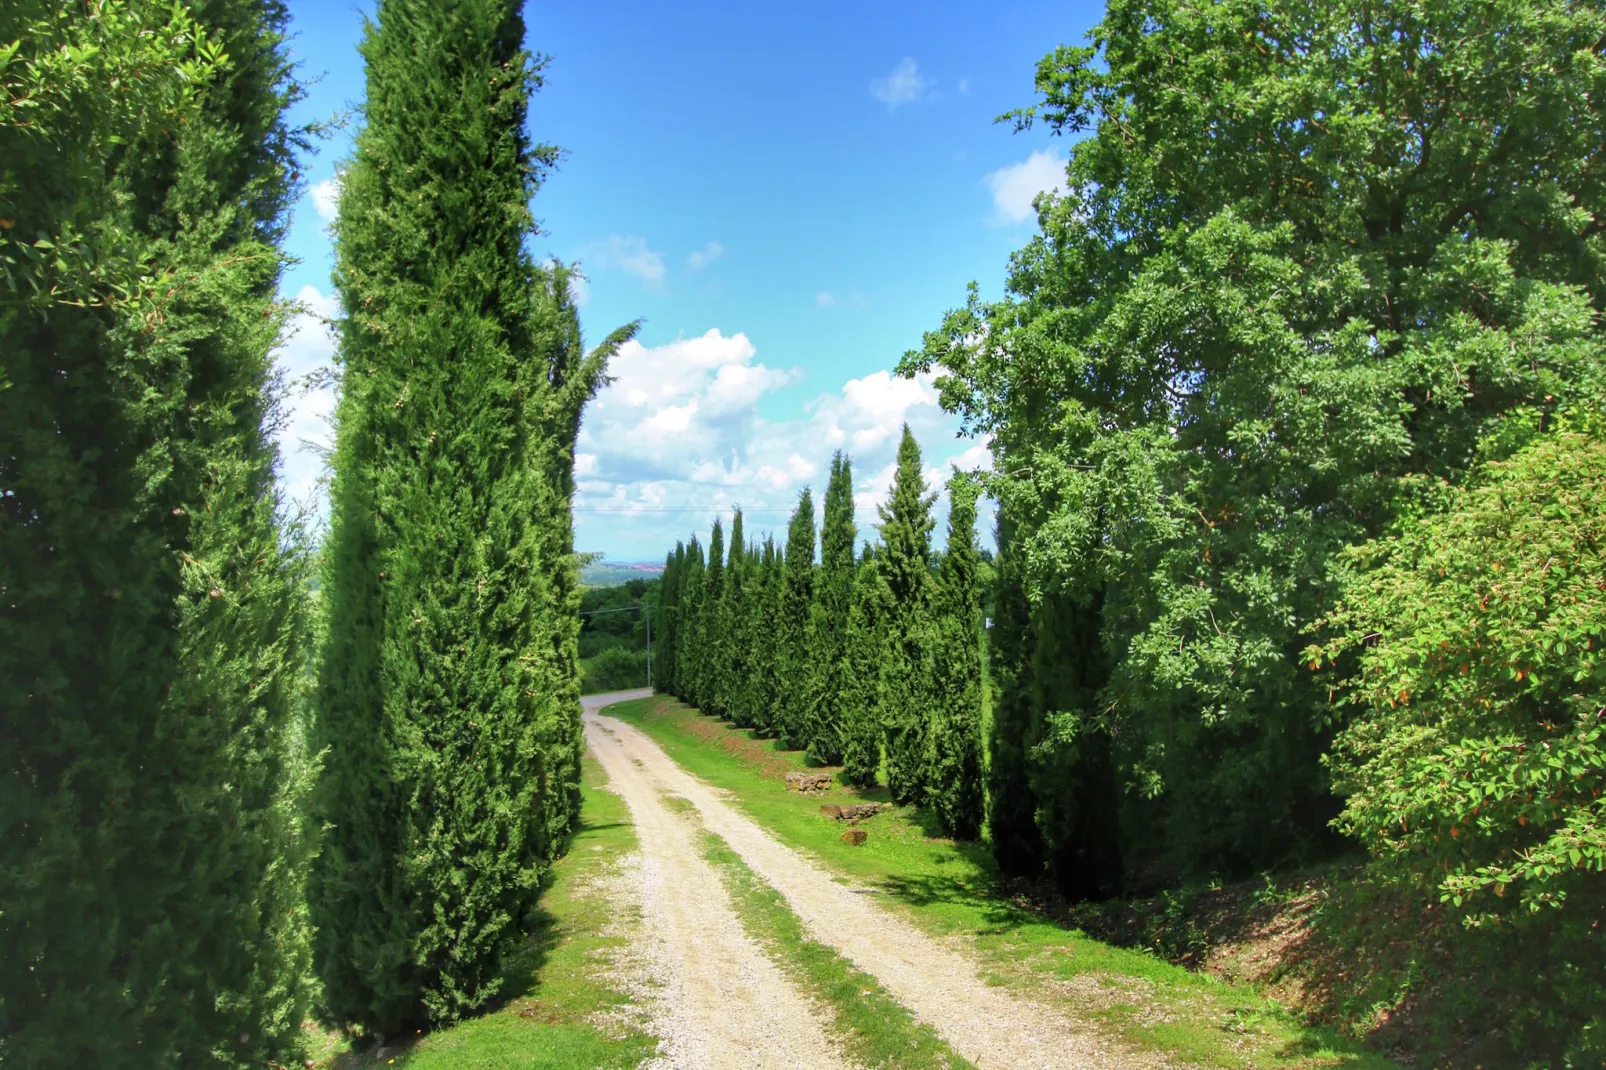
[602,695,1398,1070]
[310,756,658,1069]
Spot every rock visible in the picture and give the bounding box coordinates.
[840,828,868,846]
[820,802,885,821]
[785,771,832,794]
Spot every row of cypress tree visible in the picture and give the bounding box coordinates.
[2,0,616,1063]
[652,427,987,838]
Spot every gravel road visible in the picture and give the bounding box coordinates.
[579,691,849,1070]
[582,691,1147,1070]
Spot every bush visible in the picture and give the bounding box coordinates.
[1312,432,1606,1065]
[582,647,650,694]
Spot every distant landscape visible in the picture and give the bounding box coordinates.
[581,559,665,588]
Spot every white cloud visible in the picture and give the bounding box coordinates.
[573,330,989,559]
[270,285,340,515]
[586,235,667,289]
[816,291,838,307]
[957,77,971,95]
[870,58,933,110]
[686,241,724,271]
[983,149,1068,224]
[308,176,341,223]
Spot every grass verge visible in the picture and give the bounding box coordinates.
[602,695,1397,1070]
[307,755,657,1069]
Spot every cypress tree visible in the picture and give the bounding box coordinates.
[804,453,857,764]
[714,509,749,719]
[774,490,817,749]
[747,537,784,734]
[730,534,772,729]
[697,518,726,714]
[675,538,706,705]
[841,545,890,788]
[878,425,937,805]
[656,543,682,692]
[2,3,318,1065]
[311,0,627,1031]
[928,473,985,839]
[986,507,1047,876]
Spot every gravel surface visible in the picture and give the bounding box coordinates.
[580,692,850,1070]
[585,696,1155,1070]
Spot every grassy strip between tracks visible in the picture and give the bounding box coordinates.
[307,755,658,1070]
[602,694,1398,1070]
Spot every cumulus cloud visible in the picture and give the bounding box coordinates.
[270,285,340,514]
[686,241,724,271]
[308,176,341,223]
[983,149,1068,224]
[573,330,991,558]
[586,235,667,289]
[870,58,933,110]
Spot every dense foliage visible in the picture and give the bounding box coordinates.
[310,0,631,1033]
[1,2,319,1065]
[907,0,1606,889]
[1312,433,1606,1063]
[653,426,987,834]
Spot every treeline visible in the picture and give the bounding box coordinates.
[578,578,656,692]
[654,428,989,837]
[905,0,1606,1063]
[2,0,619,1065]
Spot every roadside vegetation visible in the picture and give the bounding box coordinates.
[578,580,656,693]
[606,695,1396,1069]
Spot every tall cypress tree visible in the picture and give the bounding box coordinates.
[311,0,627,1031]
[697,518,726,714]
[675,538,706,705]
[928,472,985,839]
[746,537,784,734]
[804,453,857,764]
[656,543,683,692]
[841,545,890,788]
[878,425,937,805]
[774,489,817,749]
[986,507,1047,876]
[2,3,318,1065]
[714,509,748,719]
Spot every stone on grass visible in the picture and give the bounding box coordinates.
[841,829,868,846]
[785,771,832,794]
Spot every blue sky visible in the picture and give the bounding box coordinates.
[273,0,1102,560]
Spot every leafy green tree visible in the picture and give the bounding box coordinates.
[841,545,890,788]
[2,3,319,1065]
[696,518,726,714]
[714,509,750,719]
[804,453,857,763]
[928,473,986,838]
[311,0,629,1032]
[906,0,1606,884]
[775,490,817,749]
[878,426,937,804]
[1310,432,1606,1065]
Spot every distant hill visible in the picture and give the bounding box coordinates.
[580,559,665,587]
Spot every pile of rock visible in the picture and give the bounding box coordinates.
[783,771,833,794]
[817,803,885,822]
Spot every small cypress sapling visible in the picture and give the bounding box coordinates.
[928,472,986,839]
[878,425,937,805]
[804,453,857,764]
[775,490,818,749]
[841,545,890,787]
